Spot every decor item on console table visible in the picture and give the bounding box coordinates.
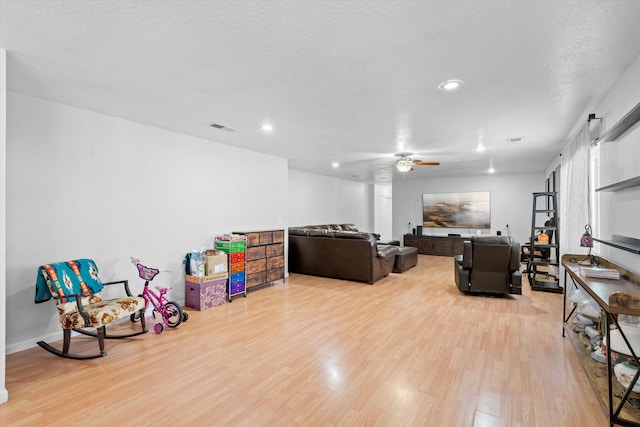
[562,254,640,427]
[289,224,399,284]
[403,234,467,256]
[232,229,285,290]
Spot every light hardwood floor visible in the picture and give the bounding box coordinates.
[1,255,607,426]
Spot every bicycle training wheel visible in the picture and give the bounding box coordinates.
[130,310,142,323]
[163,302,183,328]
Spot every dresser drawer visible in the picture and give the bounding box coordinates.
[259,231,273,245]
[246,259,266,274]
[272,230,284,243]
[418,239,435,254]
[247,271,266,288]
[434,239,453,255]
[266,243,284,257]
[246,246,265,261]
[267,256,284,269]
[267,267,284,283]
[244,232,260,247]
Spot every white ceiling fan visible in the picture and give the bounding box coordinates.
[392,152,440,172]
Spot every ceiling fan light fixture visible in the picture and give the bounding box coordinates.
[396,158,413,173]
[396,164,413,173]
[438,79,464,91]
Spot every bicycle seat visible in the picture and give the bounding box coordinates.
[155,286,171,294]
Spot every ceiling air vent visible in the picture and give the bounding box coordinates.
[507,137,523,144]
[209,123,237,132]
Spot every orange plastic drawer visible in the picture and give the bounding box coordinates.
[230,262,245,273]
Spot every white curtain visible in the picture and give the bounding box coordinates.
[559,123,592,259]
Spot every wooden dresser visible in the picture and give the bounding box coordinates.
[232,229,285,290]
[404,234,468,256]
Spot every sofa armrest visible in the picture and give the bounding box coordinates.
[377,245,400,259]
[509,243,521,271]
[454,257,470,291]
[462,241,473,269]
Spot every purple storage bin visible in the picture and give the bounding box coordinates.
[185,278,227,310]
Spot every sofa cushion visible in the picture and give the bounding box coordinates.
[340,223,358,232]
[59,296,146,329]
[288,227,308,236]
[333,230,372,240]
[307,229,335,237]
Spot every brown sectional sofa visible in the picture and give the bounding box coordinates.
[288,224,399,284]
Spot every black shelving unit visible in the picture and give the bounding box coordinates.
[528,192,562,293]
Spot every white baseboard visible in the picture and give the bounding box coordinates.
[7,316,143,354]
[6,330,60,354]
[0,388,8,404]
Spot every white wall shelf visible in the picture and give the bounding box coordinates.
[596,175,640,192]
[593,235,640,255]
[600,101,640,142]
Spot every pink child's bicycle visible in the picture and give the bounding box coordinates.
[130,258,188,334]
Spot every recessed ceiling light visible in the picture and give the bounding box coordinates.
[331,162,339,168]
[476,143,486,152]
[438,79,464,91]
[488,166,495,174]
[262,123,273,132]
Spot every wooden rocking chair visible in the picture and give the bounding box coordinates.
[35,259,147,359]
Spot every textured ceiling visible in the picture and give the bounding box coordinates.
[2,0,640,183]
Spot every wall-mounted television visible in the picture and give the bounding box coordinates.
[422,191,491,229]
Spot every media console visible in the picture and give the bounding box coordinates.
[403,234,470,257]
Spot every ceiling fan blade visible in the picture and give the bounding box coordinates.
[414,161,440,166]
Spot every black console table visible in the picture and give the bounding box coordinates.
[403,234,469,257]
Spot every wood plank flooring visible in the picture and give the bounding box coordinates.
[0,255,607,426]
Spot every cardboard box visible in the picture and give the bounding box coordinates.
[206,252,228,276]
[185,272,228,283]
[185,278,227,310]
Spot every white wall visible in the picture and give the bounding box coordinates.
[591,53,640,269]
[392,173,544,244]
[288,168,372,231]
[1,48,9,403]
[6,92,288,353]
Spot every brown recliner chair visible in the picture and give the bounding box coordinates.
[454,236,522,295]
